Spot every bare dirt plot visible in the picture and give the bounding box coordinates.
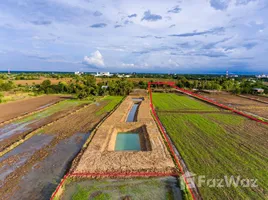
[1,92,35,104]
[201,93,268,119]
[0,98,121,200]
[239,94,268,103]
[0,100,88,152]
[0,95,67,124]
[74,95,176,176]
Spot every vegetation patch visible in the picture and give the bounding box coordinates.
[96,96,124,116]
[154,93,268,199]
[17,99,89,123]
[61,177,180,200]
[152,93,218,111]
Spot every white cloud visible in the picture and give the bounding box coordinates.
[122,63,135,67]
[1,0,268,72]
[83,50,105,67]
[168,59,180,67]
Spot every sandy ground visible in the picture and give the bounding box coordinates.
[0,95,67,124]
[0,100,110,199]
[200,93,268,119]
[74,94,176,176]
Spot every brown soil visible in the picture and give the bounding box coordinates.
[0,100,110,199]
[0,95,68,124]
[239,94,268,104]
[74,95,176,176]
[0,102,87,153]
[200,93,268,119]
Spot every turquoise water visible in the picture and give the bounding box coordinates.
[115,133,141,151]
[127,104,139,122]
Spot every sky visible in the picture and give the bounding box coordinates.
[0,0,268,74]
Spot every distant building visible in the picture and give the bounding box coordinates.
[230,74,238,78]
[256,74,268,78]
[101,85,108,89]
[252,88,264,93]
[74,71,84,75]
[117,74,132,78]
[95,72,113,77]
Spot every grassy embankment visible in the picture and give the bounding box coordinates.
[96,96,124,115]
[153,93,268,199]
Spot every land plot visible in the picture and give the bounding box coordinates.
[61,177,182,200]
[0,96,123,199]
[152,93,219,111]
[239,94,268,103]
[153,93,268,199]
[0,100,89,152]
[0,95,67,123]
[74,95,175,175]
[201,93,268,119]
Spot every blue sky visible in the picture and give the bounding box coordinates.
[0,0,267,73]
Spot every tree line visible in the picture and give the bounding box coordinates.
[176,77,268,94]
[0,73,267,100]
[32,76,134,99]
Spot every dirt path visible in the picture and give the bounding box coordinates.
[0,95,68,124]
[238,94,268,104]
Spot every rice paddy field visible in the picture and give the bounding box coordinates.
[60,177,181,200]
[153,92,268,199]
[152,93,218,111]
[0,96,123,199]
[0,99,89,153]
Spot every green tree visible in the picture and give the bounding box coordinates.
[0,92,3,103]
[40,79,52,94]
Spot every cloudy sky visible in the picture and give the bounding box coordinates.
[0,0,267,74]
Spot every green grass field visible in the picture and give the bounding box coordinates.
[154,93,268,199]
[96,96,124,116]
[18,99,89,123]
[60,177,180,200]
[152,93,218,111]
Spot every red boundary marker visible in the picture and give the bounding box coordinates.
[148,81,268,200]
[51,83,268,199]
[50,87,182,200]
[148,82,198,200]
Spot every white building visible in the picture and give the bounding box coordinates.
[74,71,84,75]
[95,72,113,77]
[117,74,132,78]
[256,74,268,78]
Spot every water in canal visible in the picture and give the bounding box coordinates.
[115,133,141,151]
[126,103,139,122]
